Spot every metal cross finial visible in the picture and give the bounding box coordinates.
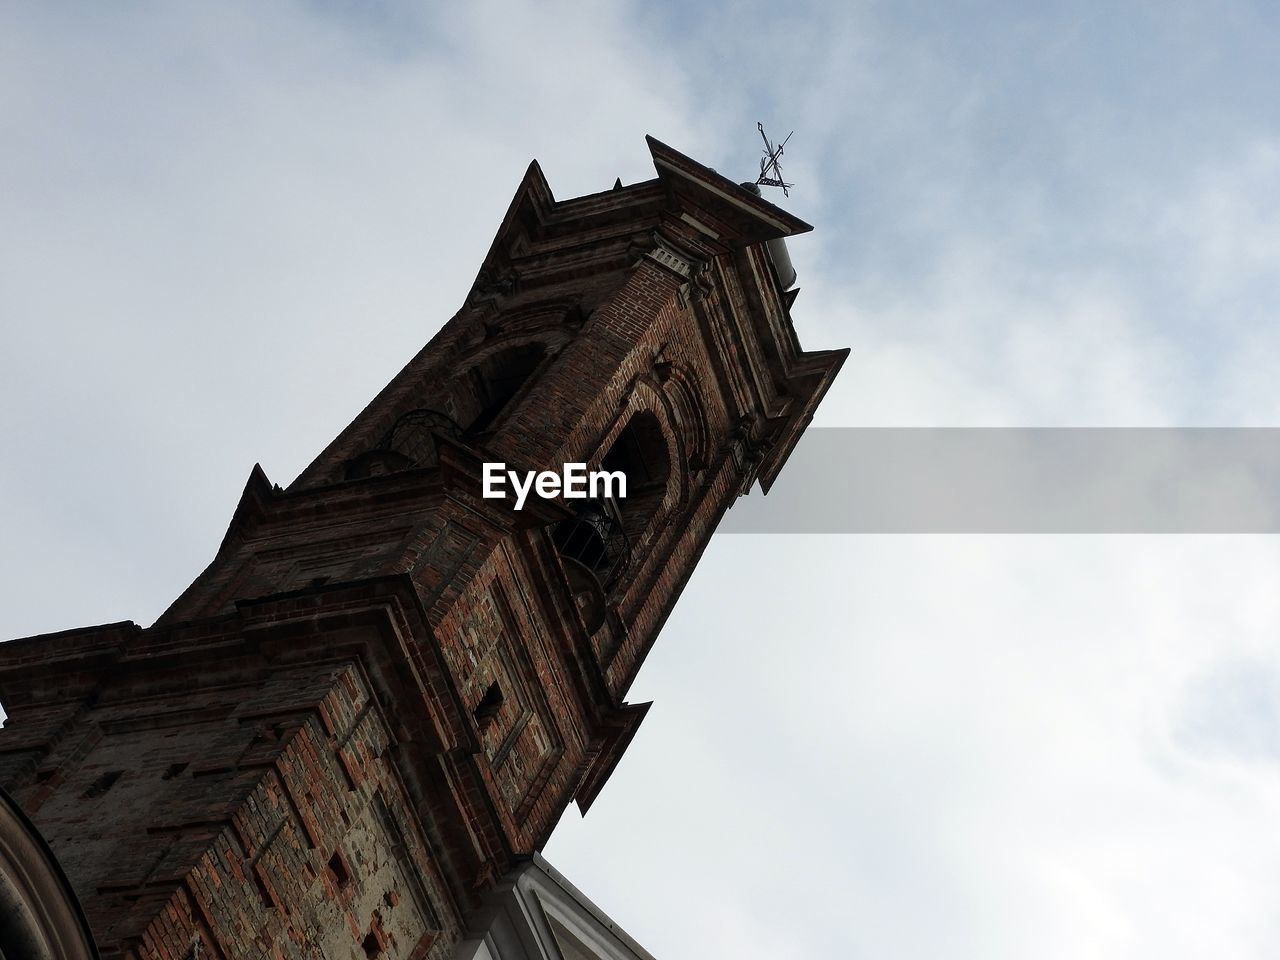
[755,122,795,197]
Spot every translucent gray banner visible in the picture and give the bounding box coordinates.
[722,429,1280,533]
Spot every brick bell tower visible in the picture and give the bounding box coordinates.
[0,138,845,959]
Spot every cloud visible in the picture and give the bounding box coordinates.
[549,536,1280,959]
[7,5,1280,960]
[1172,656,1280,764]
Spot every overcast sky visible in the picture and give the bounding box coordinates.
[5,2,1280,958]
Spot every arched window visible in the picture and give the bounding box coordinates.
[343,409,463,480]
[600,411,671,543]
[460,342,546,434]
[382,409,464,465]
[549,412,670,596]
[342,342,544,481]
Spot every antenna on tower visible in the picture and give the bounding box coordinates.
[755,122,794,197]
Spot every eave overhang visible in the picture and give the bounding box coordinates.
[645,135,812,245]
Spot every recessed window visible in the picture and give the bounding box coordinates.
[472,682,504,730]
[463,342,546,434]
[600,411,671,541]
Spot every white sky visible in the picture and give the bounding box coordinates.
[4,2,1280,957]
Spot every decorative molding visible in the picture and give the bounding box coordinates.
[623,235,656,265]
[467,266,519,307]
[645,238,694,279]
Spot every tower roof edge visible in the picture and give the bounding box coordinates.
[644,134,813,243]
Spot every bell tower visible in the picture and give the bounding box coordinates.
[0,137,845,959]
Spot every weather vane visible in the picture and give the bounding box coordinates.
[755,122,794,197]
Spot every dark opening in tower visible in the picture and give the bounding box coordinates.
[463,342,546,434]
[344,408,464,480]
[549,411,672,631]
[600,411,670,542]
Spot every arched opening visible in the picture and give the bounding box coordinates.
[548,412,670,631]
[460,342,546,434]
[383,409,463,465]
[343,409,463,481]
[0,786,98,960]
[600,411,671,543]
